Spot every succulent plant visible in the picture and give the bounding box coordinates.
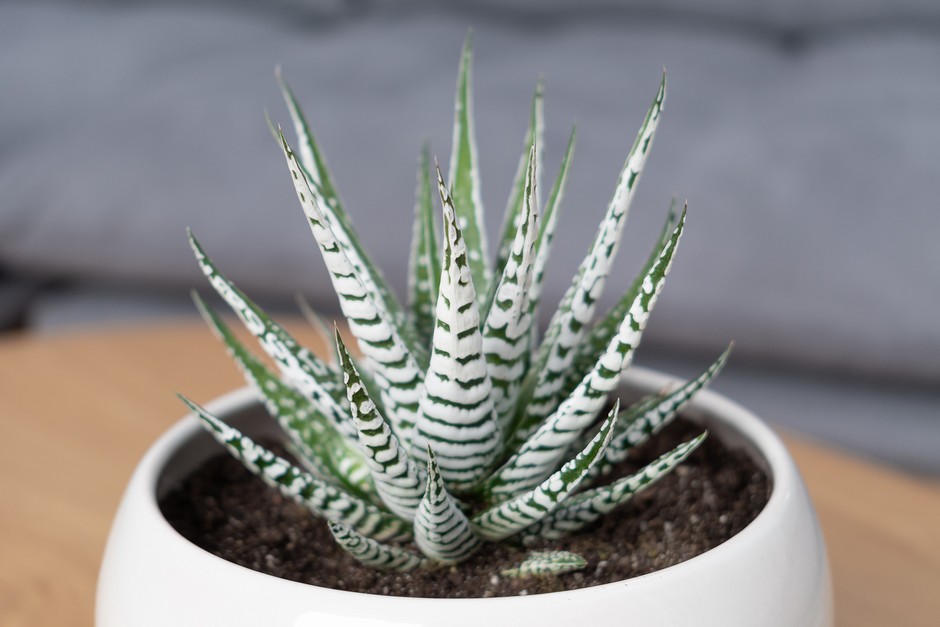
[180,35,730,578]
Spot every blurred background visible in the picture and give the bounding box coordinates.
[1,0,937,474]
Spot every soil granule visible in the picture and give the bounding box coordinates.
[160,418,770,598]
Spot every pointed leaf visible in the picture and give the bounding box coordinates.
[412,167,501,492]
[328,521,429,572]
[482,145,540,434]
[488,208,685,497]
[471,409,618,542]
[413,446,482,563]
[295,293,340,368]
[275,70,426,363]
[188,232,355,440]
[407,142,441,346]
[448,31,491,303]
[524,433,706,541]
[180,396,410,542]
[193,293,374,499]
[278,133,425,447]
[335,330,425,521]
[501,550,587,578]
[492,78,544,293]
[521,74,667,434]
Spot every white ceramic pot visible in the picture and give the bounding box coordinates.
[97,367,833,626]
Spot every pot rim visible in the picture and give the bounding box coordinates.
[139,365,796,605]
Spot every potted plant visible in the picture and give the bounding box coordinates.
[97,36,832,626]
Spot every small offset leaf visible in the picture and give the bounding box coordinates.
[335,330,425,521]
[407,143,441,347]
[295,293,340,368]
[471,408,618,542]
[501,550,587,578]
[524,433,707,541]
[278,132,425,447]
[412,167,501,492]
[193,293,374,499]
[413,446,482,563]
[328,522,429,572]
[180,395,411,543]
[448,31,491,303]
[521,74,667,434]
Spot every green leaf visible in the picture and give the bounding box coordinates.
[471,406,618,542]
[501,550,587,578]
[524,433,706,541]
[277,132,425,448]
[295,293,340,368]
[448,31,491,304]
[192,293,375,500]
[413,446,482,563]
[412,166,501,492]
[187,232,354,440]
[520,74,667,436]
[487,207,686,498]
[328,521,429,572]
[407,142,441,347]
[482,145,540,434]
[491,78,544,300]
[275,70,427,367]
[180,395,411,542]
[335,330,425,521]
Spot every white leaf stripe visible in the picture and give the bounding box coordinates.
[328,522,429,572]
[407,143,440,347]
[471,407,618,542]
[487,208,685,497]
[276,71,427,367]
[523,74,666,432]
[412,166,500,492]
[483,145,539,435]
[448,31,491,304]
[181,396,411,543]
[413,447,481,563]
[335,331,425,521]
[501,550,587,577]
[277,132,425,448]
[188,232,357,441]
[193,293,375,499]
[524,433,706,541]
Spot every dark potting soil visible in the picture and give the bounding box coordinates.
[160,418,770,598]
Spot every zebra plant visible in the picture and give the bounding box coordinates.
[180,35,731,578]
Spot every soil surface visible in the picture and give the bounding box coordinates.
[160,418,770,598]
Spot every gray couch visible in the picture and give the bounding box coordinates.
[2,0,938,473]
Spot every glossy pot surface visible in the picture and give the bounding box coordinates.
[97,367,833,626]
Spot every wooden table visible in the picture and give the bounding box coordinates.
[1,321,938,626]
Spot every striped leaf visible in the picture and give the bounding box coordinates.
[487,208,685,498]
[188,232,355,440]
[501,550,587,578]
[275,70,425,364]
[328,522,429,572]
[295,293,340,368]
[192,293,374,499]
[527,124,576,323]
[492,78,544,298]
[335,330,425,521]
[524,433,706,541]
[448,31,491,304]
[407,143,441,347]
[564,198,679,396]
[180,396,411,543]
[594,345,731,477]
[482,145,540,434]
[278,132,425,448]
[411,167,501,492]
[413,446,482,563]
[519,74,667,437]
[471,408,618,542]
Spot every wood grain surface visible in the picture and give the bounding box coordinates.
[1,321,937,626]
